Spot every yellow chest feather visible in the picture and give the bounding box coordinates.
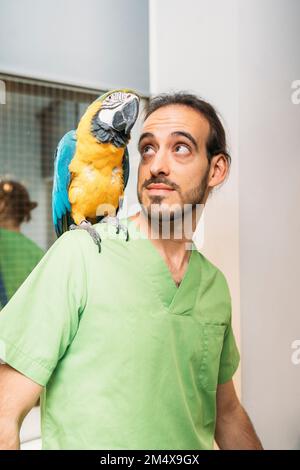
[68,142,125,222]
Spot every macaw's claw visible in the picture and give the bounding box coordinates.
[70,220,102,253]
[100,216,129,241]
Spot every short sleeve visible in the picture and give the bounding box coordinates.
[218,321,240,384]
[0,230,87,386]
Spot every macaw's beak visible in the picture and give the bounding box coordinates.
[112,96,139,135]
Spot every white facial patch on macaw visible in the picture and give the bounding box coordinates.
[97,92,138,130]
[98,107,115,128]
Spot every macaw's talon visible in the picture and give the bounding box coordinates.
[116,223,129,242]
[69,221,102,253]
[99,215,110,224]
[103,216,129,241]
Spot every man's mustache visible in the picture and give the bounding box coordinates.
[143,177,179,191]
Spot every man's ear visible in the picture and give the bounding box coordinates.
[207,154,229,190]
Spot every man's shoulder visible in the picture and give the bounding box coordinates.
[49,221,125,255]
[195,249,231,296]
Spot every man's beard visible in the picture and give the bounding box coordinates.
[137,166,210,234]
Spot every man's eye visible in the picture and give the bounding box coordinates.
[141,145,155,156]
[174,144,190,154]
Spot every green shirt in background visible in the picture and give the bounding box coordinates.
[0,217,240,450]
[0,228,44,308]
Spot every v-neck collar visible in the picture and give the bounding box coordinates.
[123,216,201,316]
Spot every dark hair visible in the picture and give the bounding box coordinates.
[0,180,37,225]
[144,92,231,166]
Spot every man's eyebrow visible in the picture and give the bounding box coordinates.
[171,131,198,150]
[138,132,155,149]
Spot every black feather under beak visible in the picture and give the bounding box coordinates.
[112,97,139,135]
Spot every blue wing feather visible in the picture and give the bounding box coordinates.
[52,130,76,237]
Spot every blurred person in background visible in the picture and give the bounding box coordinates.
[0,179,44,309]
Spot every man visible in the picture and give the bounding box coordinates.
[0,180,44,309]
[0,92,263,450]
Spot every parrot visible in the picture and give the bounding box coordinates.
[52,89,140,252]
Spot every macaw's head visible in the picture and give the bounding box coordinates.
[91,89,140,147]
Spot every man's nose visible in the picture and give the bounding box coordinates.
[149,148,170,176]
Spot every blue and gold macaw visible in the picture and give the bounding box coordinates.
[52,89,140,252]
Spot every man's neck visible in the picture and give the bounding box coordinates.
[128,211,195,272]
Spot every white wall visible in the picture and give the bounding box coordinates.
[149,0,300,449]
[238,0,300,450]
[0,0,149,95]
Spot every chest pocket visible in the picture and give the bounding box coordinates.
[193,323,226,392]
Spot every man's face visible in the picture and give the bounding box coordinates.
[137,104,211,222]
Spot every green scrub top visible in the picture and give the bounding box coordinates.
[0,228,44,308]
[0,216,240,450]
